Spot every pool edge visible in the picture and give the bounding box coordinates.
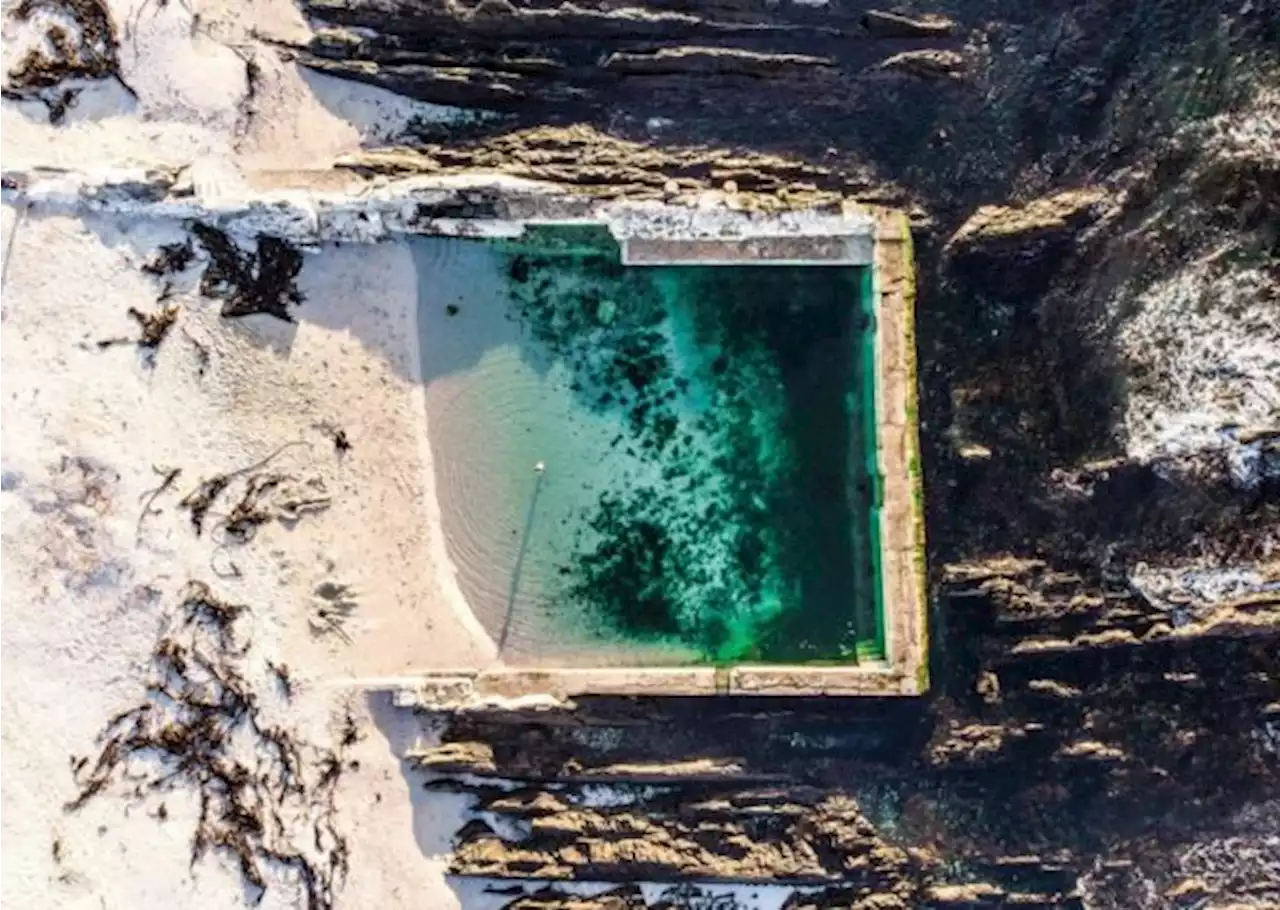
[401,209,930,702]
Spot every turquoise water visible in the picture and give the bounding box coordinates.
[417,226,883,665]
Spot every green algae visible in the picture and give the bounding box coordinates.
[494,226,882,664]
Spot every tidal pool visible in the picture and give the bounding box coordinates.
[415,226,883,667]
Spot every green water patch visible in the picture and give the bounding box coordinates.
[495,226,883,664]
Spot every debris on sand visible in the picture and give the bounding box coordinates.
[65,581,351,910]
[127,304,179,348]
[314,422,353,455]
[308,582,359,644]
[96,304,180,364]
[189,224,305,323]
[2,0,134,122]
[141,241,196,278]
[177,441,308,537]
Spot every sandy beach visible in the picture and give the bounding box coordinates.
[1,2,499,904]
[5,0,1278,907]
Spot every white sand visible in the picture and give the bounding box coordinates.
[8,1,1272,906]
[0,5,851,902]
[0,206,494,909]
[1,2,491,907]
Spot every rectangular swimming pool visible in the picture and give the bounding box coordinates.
[416,225,889,670]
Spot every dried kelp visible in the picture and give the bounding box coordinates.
[66,581,351,910]
[3,0,134,122]
[190,224,304,323]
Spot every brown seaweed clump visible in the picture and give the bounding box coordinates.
[65,580,351,910]
[2,0,134,123]
[190,224,305,322]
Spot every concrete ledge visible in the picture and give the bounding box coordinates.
[395,663,912,708]
[622,234,874,266]
[727,665,907,696]
[394,208,929,706]
[873,214,929,695]
[394,669,718,709]
[0,167,877,248]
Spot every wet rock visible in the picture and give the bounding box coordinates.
[498,886,646,910]
[943,188,1112,298]
[923,883,1005,908]
[413,740,498,774]
[453,792,914,885]
[601,47,834,77]
[860,10,957,39]
[872,50,967,82]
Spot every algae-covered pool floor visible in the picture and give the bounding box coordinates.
[417,227,885,669]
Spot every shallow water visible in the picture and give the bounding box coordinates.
[415,227,882,666]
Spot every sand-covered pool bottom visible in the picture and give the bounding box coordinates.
[415,227,883,669]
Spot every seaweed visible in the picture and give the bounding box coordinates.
[178,475,232,536]
[65,580,351,910]
[3,0,134,122]
[96,304,180,365]
[177,441,306,536]
[136,464,181,542]
[210,471,331,541]
[130,304,179,347]
[181,329,210,377]
[314,422,352,455]
[189,224,304,323]
[177,580,248,654]
[221,473,286,543]
[142,241,196,277]
[266,660,294,700]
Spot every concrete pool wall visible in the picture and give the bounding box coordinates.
[417,228,885,668]
[1,169,927,697]
[404,206,928,700]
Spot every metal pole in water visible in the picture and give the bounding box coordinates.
[497,461,547,654]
